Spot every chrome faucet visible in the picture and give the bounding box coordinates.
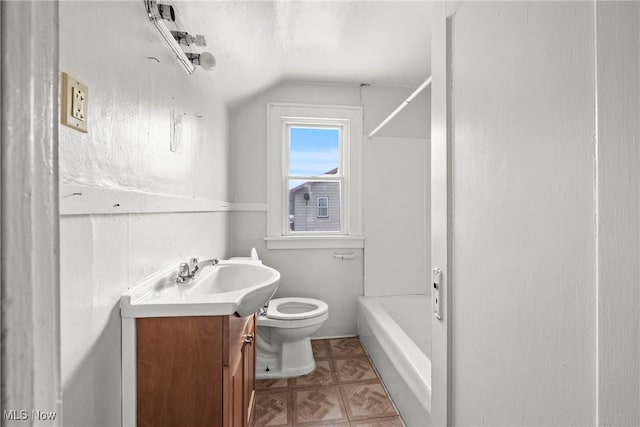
[176,257,220,283]
[189,257,220,279]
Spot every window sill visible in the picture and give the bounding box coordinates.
[264,235,365,250]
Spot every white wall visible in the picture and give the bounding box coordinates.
[231,82,430,337]
[449,3,596,425]
[58,2,230,426]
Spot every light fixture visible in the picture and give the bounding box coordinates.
[157,3,175,22]
[186,52,216,71]
[144,0,216,74]
[171,31,207,47]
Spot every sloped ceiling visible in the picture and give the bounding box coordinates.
[178,1,432,106]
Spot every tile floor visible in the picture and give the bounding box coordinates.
[254,337,404,427]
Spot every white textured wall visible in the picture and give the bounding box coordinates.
[450,3,596,425]
[58,2,230,426]
[231,82,429,337]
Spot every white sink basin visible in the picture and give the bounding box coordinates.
[120,261,280,318]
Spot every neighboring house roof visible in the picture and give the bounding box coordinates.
[289,168,338,195]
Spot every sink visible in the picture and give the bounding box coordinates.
[120,261,280,318]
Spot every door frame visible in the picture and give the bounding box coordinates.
[430,3,456,426]
[1,1,61,423]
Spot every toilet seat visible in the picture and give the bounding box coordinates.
[266,297,328,320]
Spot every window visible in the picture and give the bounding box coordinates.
[317,197,329,218]
[267,103,364,249]
[288,127,341,232]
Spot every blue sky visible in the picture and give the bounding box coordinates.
[289,127,339,176]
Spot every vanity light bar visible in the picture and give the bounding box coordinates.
[144,0,196,74]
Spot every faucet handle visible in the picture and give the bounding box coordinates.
[177,263,190,283]
[189,257,199,268]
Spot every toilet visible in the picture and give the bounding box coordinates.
[226,249,329,379]
[256,297,329,379]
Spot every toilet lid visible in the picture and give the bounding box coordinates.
[266,297,328,320]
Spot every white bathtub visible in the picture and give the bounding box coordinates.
[357,295,432,426]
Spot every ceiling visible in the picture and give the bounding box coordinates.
[178,1,433,106]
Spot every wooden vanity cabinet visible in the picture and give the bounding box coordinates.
[136,314,256,427]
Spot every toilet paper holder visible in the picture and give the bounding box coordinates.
[333,252,356,260]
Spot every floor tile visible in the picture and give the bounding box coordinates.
[340,382,398,421]
[292,386,348,425]
[312,339,331,360]
[292,360,336,387]
[349,416,404,426]
[257,378,290,390]
[255,390,291,427]
[254,337,402,427]
[328,338,366,357]
[333,357,378,384]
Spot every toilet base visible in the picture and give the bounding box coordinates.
[255,360,316,379]
[256,337,316,379]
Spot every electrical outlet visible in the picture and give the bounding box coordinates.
[61,72,88,133]
[71,86,86,121]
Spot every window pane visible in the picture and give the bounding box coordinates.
[289,127,339,176]
[288,180,341,232]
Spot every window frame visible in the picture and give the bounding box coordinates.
[317,196,329,218]
[266,103,364,249]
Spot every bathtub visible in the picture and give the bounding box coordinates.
[357,295,432,426]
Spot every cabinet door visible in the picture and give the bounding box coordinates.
[231,357,244,427]
[136,317,224,427]
[225,314,257,427]
[244,316,256,426]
